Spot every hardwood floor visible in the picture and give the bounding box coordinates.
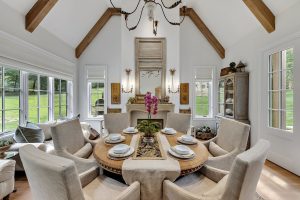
[9,160,300,200]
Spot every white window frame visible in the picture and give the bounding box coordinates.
[261,40,297,138]
[192,66,215,120]
[267,48,294,132]
[0,66,22,132]
[26,73,50,123]
[86,65,107,119]
[53,78,69,120]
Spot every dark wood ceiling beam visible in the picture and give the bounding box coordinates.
[75,8,121,58]
[26,0,58,32]
[181,8,225,59]
[243,0,275,33]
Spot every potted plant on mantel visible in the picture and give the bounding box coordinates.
[136,92,160,144]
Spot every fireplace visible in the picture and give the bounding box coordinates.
[126,103,175,127]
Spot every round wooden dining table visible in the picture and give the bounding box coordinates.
[93,131,209,176]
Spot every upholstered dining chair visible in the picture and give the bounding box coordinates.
[0,159,16,200]
[163,139,270,200]
[165,112,191,133]
[103,113,130,135]
[19,145,140,200]
[51,118,99,186]
[201,117,250,178]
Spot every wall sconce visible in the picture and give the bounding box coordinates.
[168,68,179,94]
[122,68,133,93]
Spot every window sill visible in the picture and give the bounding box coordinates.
[266,126,294,141]
[193,117,215,121]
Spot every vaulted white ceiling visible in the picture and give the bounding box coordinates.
[1,0,299,50]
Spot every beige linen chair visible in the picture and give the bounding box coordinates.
[103,113,130,135]
[19,145,140,200]
[163,139,270,200]
[51,118,99,186]
[0,159,16,200]
[201,117,250,179]
[165,112,191,133]
[80,122,101,147]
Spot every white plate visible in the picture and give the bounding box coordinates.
[123,128,139,134]
[173,145,190,155]
[108,146,134,158]
[161,128,177,135]
[177,137,198,145]
[105,136,125,144]
[181,135,194,142]
[109,133,122,141]
[112,144,130,154]
[168,148,195,159]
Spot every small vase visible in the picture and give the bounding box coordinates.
[143,136,155,144]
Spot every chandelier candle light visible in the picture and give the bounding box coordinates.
[168,68,179,93]
[110,0,187,36]
[122,68,133,93]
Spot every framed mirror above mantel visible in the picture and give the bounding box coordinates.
[135,38,166,98]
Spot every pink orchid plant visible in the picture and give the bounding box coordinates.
[144,92,158,119]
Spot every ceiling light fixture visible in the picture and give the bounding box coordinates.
[110,0,187,36]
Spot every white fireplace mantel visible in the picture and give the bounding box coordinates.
[126,103,175,127]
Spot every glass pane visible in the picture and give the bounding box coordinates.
[28,91,38,108]
[54,79,60,92]
[62,105,67,117]
[5,110,19,131]
[4,68,20,88]
[40,107,49,123]
[0,89,2,110]
[269,91,280,110]
[268,72,280,91]
[285,110,293,131]
[5,89,20,110]
[282,48,294,71]
[28,74,38,90]
[195,105,209,117]
[269,52,280,72]
[54,106,60,120]
[269,110,280,129]
[40,76,48,91]
[61,80,67,93]
[61,93,67,106]
[40,91,48,107]
[54,93,60,107]
[0,111,2,132]
[28,108,38,123]
[0,67,3,88]
[282,90,293,111]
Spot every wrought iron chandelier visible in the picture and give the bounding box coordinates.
[110,0,187,36]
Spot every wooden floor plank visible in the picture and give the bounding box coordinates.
[10,160,300,200]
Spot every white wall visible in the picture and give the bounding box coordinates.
[121,4,180,112]
[223,2,300,175]
[77,16,122,129]
[180,17,222,129]
[0,1,78,114]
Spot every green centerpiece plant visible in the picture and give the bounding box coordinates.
[136,92,160,143]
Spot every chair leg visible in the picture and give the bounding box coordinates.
[3,194,10,200]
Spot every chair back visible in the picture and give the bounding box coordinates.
[20,145,85,200]
[216,118,250,152]
[104,113,130,133]
[221,139,270,200]
[51,119,85,154]
[165,112,191,133]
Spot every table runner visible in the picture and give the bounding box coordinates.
[122,133,180,200]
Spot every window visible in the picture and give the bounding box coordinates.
[268,48,294,131]
[194,67,213,118]
[0,67,21,131]
[54,79,68,119]
[28,74,49,123]
[88,82,105,117]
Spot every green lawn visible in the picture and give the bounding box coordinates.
[195,96,209,117]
